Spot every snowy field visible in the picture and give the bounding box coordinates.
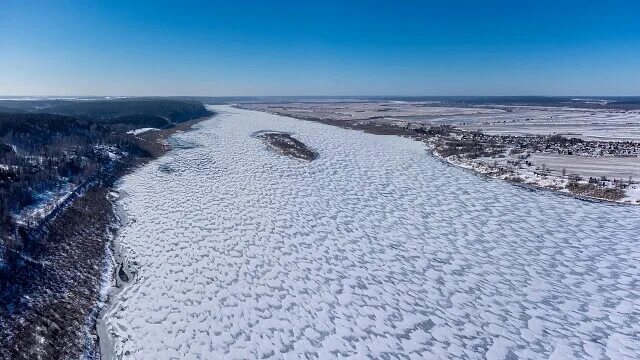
[245,102,640,141]
[451,107,640,141]
[99,106,640,359]
[527,154,640,180]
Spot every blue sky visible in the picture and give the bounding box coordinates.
[1,0,639,96]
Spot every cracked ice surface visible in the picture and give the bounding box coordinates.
[102,106,640,359]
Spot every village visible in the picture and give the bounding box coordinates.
[406,123,640,203]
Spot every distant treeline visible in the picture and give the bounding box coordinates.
[0,98,212,127]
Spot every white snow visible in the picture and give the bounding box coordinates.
[13,183,76,226]
[94,144,124,161]
[0,164,17,171]
[455,107,640,142]
[126,128,159,135]
[100,105,640,359]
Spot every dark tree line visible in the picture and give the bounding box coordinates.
[0,113,126,242]
[0,98,212,123]
[0,99,212,275]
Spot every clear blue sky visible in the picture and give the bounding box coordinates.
[1,0,639,96]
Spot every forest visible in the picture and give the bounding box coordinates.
[0,99,212,277]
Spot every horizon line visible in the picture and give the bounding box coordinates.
[2,94,640,99]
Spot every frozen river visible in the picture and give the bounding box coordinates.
[99,106,640,359]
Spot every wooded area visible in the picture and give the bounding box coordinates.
[0,99,212,283]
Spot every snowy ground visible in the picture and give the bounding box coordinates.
[126,127,159,136]
[527,154,640,181]
[99,106,640,359]
[451,107,640,142]
[13,182,76,226]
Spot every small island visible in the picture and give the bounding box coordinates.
[254,131,318,161]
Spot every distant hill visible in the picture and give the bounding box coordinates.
[0,112,94,143]
[0,98,213,126]
[43,99,212,123]
[104,114,173,128]
[0,106,23,113]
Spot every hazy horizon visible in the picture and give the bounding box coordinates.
[2,0,639,96]
[3,95,640,100]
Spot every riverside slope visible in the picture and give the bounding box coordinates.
[99,105,640,359]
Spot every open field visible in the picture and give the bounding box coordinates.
[242,102,640,142]
[527,154,640,180]
[457,106,640,142]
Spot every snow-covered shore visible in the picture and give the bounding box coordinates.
[430,151,640,205]
[99,106,640,359]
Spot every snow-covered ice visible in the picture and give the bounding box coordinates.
[100,106,640,359]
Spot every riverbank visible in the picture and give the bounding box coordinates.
[95,115,211,360]
[0,114,211,360]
